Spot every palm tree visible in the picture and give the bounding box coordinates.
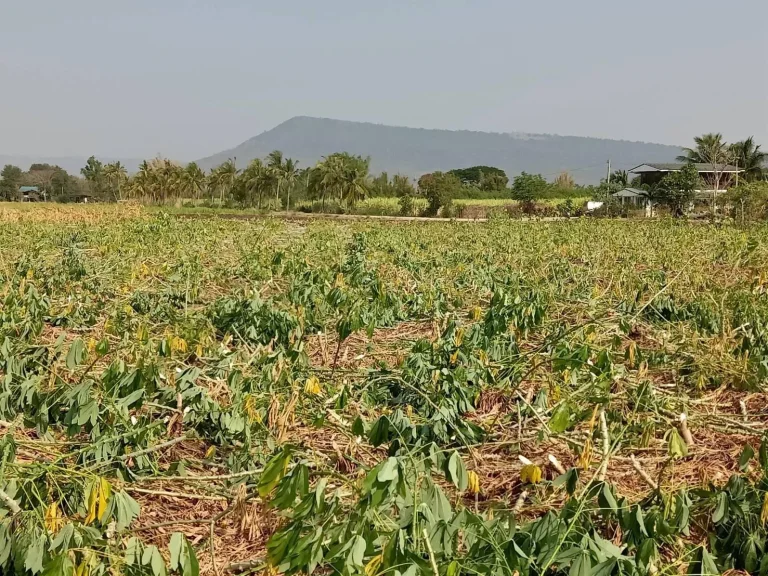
[677,133,735,203]
[730,137,766,182]
[103,161,128,201]
[209,160,238,204]
[611,170,628,187]
[267,150,285,207]
[241,158,271,208]
[282,158,299,210]
[310,154,349,210]
[181,162,206,199]
[676,133,727,164]
[338,153,371,207]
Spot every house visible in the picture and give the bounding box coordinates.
[19,186,41,202]
[628,163,743,195]
[613,187,645,206]
[71,192,94,204]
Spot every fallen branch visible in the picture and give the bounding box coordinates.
[678,413,694,447]
[547,454,566,475]
[630,455,658,490]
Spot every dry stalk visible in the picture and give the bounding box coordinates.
[598,410,610,482]
[630,455,658,490]
[678,413,694,446]
[547,454,566,475]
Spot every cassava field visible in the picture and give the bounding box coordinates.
[2,204,768,576]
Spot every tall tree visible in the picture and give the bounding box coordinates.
[240,158,270,208]
[267,150,285,206]
[103,161,128,201]
[209,160,238,203]
[181,162,207,199]
[511,172,547,207]
[658,163,700,217]
[80,156,105,198]
[677,133,734,203]
[282,158,299,210]
[730,137,765,182]
[611,170,629,187]
[0,164,23,201]
[676,133,728,163]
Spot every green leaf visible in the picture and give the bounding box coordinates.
[377,457,399,482]
[667,427,688,458]
[549,403,571,433]
[760,437,768,470]
[258,447,292,498]
[739,443,755,471]
[350,535,366,568]
[351,416,365,437]
[42,555,74,576]
[570,551,592,576]
[151,547,167,576]
[687,546,719,576]
[51,524,75,551]
[125,537,142,566]
[24,536,45,575]
[712,492,727,523]
[446,451,468,491]
[368,417,389,447]
[182,539,200,576]
[169,533,183,571]
[598,482,618,514]
[66,339,86,370]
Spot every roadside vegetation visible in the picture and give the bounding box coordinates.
[2,205,768,574]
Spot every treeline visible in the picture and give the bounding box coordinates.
[1,132,763,216]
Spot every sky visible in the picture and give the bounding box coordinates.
[1,0,766,161]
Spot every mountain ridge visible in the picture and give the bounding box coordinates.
[195,116,683,184]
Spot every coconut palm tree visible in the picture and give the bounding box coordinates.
[341,154,371,207]
[267,150,285,207]
[611,170,628,187]
[282,158,299,210]
[676,133,728,164]
[309,156,343,211]
[103,161,128,201]
[181,162,206,199]
[241,158,271,208]
[209,160,238,204]
[730,137,766,181]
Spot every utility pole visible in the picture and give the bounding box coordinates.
[606,160,611,185]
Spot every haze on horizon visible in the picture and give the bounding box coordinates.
[1,0,766,162]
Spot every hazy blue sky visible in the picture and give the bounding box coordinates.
[1,0,766,160]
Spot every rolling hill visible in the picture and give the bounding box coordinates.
[196,116,682,184]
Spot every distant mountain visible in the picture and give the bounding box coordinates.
[0,155,143,176]
[196,116,682,184]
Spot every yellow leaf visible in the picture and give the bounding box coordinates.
[469,306,482,321]
[520,464,542,484]
[304,376,321,396]
[579,438,593,470]
[761,492,768,525]
[98,477,111,522]
[449,351,459,366]
[467,470,481,495]
[364,554,383,576]
[85,482,98,524]
[44,502,64,534]
[205,446,217,459]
